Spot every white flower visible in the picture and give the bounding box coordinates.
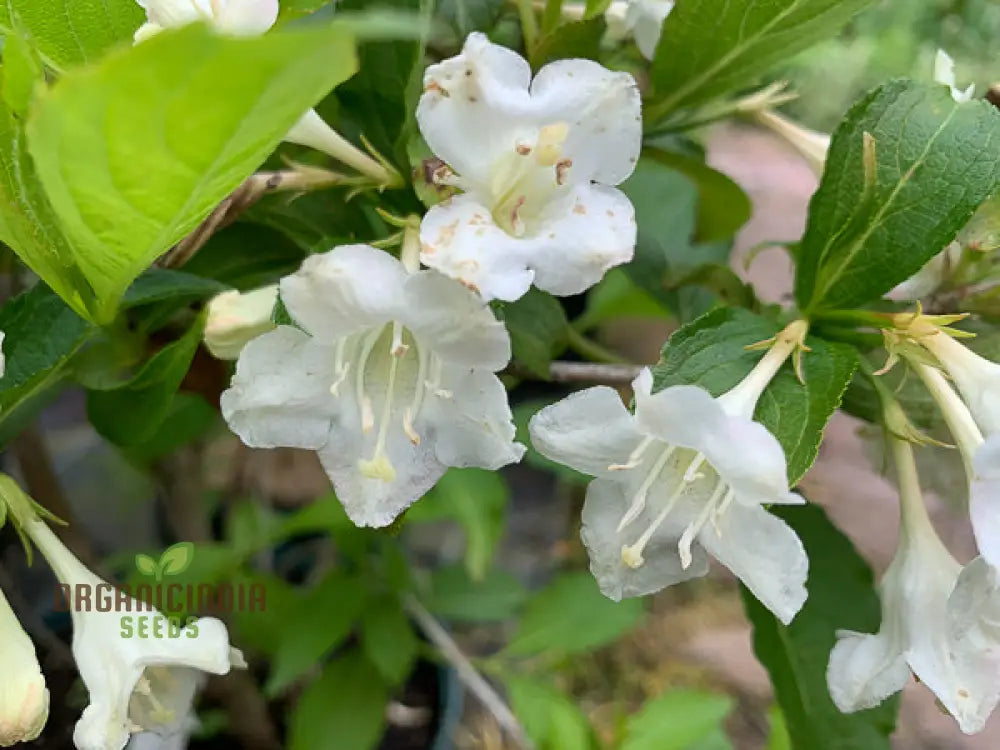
[529,330,808,621]
[204,285,278,360]
[622,0,674,60]
[220,244,525,528]
[416,32,641,302]
[827,437,1000,734]
[934,49,975,103]
[753,109,830,176]
[0,588,48,746]
[24,520,243,750]
[134,0,277,41]
[919,330,1000,436]
[887,242,963,301]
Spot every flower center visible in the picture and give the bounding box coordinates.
[333,324,451,482]
[488,122,573,236]
[617,449,733,571]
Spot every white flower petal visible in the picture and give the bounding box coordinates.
[417,32,532,186]
[402,271,511,370]
[280,245,405,340]
[827,629,909,713]
[215,0,278,35]
[528,184,637,297]
[0,589,48,744]
[581,478,708,601]
[220,327,341,450]
[419,195,536,302]
[697,503,808,624]
[529,387,643,477]
[632,373,727,445]
[625,0,674,59]
[970,437,1000,568]
[136,0,208,28]
[422,366,525,469]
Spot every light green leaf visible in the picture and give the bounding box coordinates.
[621,690,733,750]
[506,571,644,657]
[427,565,527,622]
[407,468,509,580]
[494,288,569,379]
[85,316,205,446]
[159,541,195,576]
[134,553,157,577]
[506,676,595,750]
[653,308,857,484]
[26,23,358,322]
[766,705,792,750]
[2,31,43,115]
[647,0,876,119]
[288,652,388,750]
[0,283,93,446]
[0,0,143,71]
[360,598,419,686]
[742,503,898,749]
[795,80,1000,312]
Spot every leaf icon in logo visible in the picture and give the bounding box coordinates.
[159,542,194,577]
[135,553,158,577]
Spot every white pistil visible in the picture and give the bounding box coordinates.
[403,347,430,445]
[609,435,655,471]
[354,328,382,433]
[329,339,350,396]
[678,482,729,569]
[426,357,452,398]
[683,453,706,483]
[616,444,676,532]
[358,324,406,481]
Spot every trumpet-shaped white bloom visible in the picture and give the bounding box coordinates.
[416,32,641,302]
[134,0,277,41]
[530,351,807,621]
[204,285,278,360]
[827,437,1000,734]
[919,331,1000,436]
[0,588,48,745]
[25,520,243,750]
[935,49,975,103]
[221,245,524,528]
[622,0,674,60]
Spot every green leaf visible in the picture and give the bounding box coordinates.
[0,283,93,445]
[647,0,876,119]
[26,23,358,322]
[266,572,367,696]
[159,541,195,576]
[2,31,43,116]
[122,393,217,464]
[427,565,528,622]
[576,269,670,332]
[505,571,644,657]
[653,308,857,483]
[621,690,733,750]
[85,316,204,446]
[121,269,228,309]
[134,553,157,577]
[407,468,509,580]
[288,651,388,750]
[795,80,1000,312]
[360,598,419,685]
[742,503,898,749]
[766,705,792,750]
[506,676,595,750]
[0,0,143,71]
[494,288,569,378]
[532,17,605,69]
[645,149,751,244]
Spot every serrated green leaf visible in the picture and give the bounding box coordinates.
[288,651,388,750]
[506,676,595,750]
[159,541,195,576]
[427,565,527,622]
[796,80,1000,312]
[0,0,143,71]
[506,571,644,657]
[742,503,898,749]
[647,0,876,119]
[360,598,419,685]
[0,283,93,445]
[26,23,357,322]
[620,689,733,750]
[407,468,509,580]
[85,316,204,446]
[494,288,569,379]
[653,308,857,483]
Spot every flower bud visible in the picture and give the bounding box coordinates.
[0,590,48,746]
[204,286,278,360]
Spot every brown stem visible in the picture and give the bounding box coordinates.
[508,361,644,386]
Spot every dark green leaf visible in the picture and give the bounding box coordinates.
[427,565,528,622]
[532,17,604,69]
[183,222,306,290]
[494,288,569,379]
[505,571,643,657]
[621,689,733,750]
[653,308,857,483]
[85,317,204,445]
[361,598,419,685]
[796,81,1000,311]
[288,651,388,750]
[121,269,227,308]
[647,0,876,118]
[742,503,898,749]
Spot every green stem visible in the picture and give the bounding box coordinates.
[811,325,883,350]
[516,0,539,54]
[810,309,892,329]
[566,327,628,364]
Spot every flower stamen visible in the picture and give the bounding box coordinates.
[678,483,730,569]
[617,444,675,531]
